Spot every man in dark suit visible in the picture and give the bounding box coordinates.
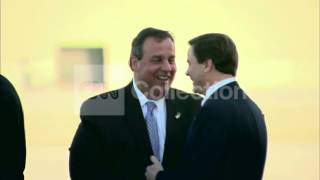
[145,33,268,180]
[0,74,26,180]
[69,27,201,180]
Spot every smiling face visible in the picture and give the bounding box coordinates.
[131,37,176,99]
[186,47,206,94]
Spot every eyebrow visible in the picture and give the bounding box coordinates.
[151,55,162,59]
[151,55,175,59]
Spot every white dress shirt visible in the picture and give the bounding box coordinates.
[201,77,236,106]
[132,79,166,161]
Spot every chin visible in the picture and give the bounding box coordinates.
[192,89,200,94]
[193,85,205,95]
[157,80,171,88]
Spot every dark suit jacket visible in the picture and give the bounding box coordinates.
[69,82,201,180]
[0,74,26,180]
[157,82,267,180]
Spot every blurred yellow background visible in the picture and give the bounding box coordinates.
[1,0,319,179]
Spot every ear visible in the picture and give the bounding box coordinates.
[203,59,213,73]
[129,55,139,71]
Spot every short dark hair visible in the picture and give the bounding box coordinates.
[131,27,174,60]
[189,33,238,76]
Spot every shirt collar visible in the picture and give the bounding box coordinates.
[201,77,236,106]
[132,78,165,108]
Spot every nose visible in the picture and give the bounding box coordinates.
[185,68,190,76]
[162,60,173,72]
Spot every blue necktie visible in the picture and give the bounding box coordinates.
[145,101,161,160]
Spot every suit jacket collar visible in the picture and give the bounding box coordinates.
[202,81,240,107]
[124,82,153,156]
[201,77,236,106]
[162,96,180,166]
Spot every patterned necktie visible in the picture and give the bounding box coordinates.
[145,101,161,160]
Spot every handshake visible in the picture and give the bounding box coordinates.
[145,156,163,180]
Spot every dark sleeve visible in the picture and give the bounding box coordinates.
[157,104,229,180]
[69,119,116,180]
[0,75,26,180]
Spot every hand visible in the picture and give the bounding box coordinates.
[145,156,164,180]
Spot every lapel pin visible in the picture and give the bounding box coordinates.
[175,112,181,119]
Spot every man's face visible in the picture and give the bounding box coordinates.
[186,47,206,94]
[131,37,176,99]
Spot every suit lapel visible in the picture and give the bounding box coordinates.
[124,83,153,156]
[162,89,181,165]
